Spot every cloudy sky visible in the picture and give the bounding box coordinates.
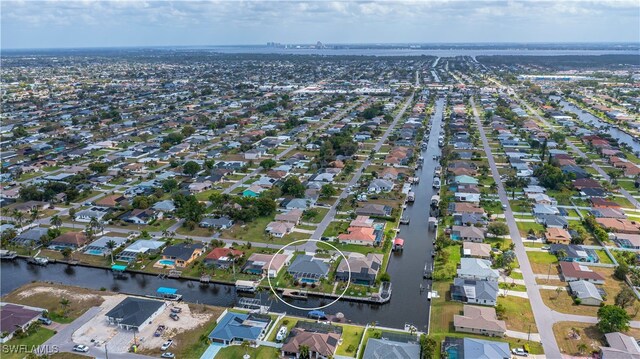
[2,1,639,49]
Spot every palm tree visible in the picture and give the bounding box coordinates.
[105,240,117,264]
[59,298,71,317]
[12,209,24,228]
[89,217,101,234]
[299,345,310,359]
[577,343,588,354]
[61,247,73,261]
[50,215,62,228]
[240,340,250,358]
[68,208,77,229]
[30,206,40,225]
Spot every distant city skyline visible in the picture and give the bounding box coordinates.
[2,1,639,49]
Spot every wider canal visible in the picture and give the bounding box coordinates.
[1,98,445,331]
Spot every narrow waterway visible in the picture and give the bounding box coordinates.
[0,98,444,330]
[552,96,640,153]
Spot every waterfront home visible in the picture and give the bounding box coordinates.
[368,179,395,193]
[453,213,487,227]
[243,253,289,277]
[450,278,499,306]
[0,303,44,343]
[550,244,599,263]
[451,226,485,243]
[544,227,572,244]
[559,262,606,284]
[453,175,479,186]
[362,337,420,359]
[600,332,640,358]
[116,239,165,263]
[105,297,165,331]
[335,253,383,286]
[449,202,485,216]
[281,325,341,359]
[356,204,392,217]
[159,243,205,268]
[462,242,492,259]
[442,337,510,359]
[12,227,48,247]
[203,247,244,269]
[50,232,89,250]
[338,227,380,246]
[457,258,499,281]
[208,312,271,345]
[454,305,506,337]
[84,236,127,256]
[287,255,330,283]
[569,280,604,306]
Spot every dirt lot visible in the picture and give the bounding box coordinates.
[2,282,107,323]
[72,296,218,354]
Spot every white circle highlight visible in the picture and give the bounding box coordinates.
[266,239,351,311]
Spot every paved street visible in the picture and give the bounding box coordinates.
[471,98,562,358]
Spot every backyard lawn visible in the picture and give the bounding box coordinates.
[1,327,56,359]
[335,324,364,357]
[526,251,558,274]
[214,346,280,359]
[497,296,538,333]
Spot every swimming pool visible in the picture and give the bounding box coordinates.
[85,249,104,256]
[300,278,317,284]
[158,259,176,266]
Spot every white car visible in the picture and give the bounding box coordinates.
[512,348,528,357]
[161,340,174,351]
[73,345,89,353]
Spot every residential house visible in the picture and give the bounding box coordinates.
[287,255,330,283]
[451,226,485,243]
[208,312,271,345]
[600,332,640,359]
[0,303,44,343]
[462,242,492,259]
[116,239,165,262]
[550,244,599,263]
[243,185,266,197]
[266,221,295,238]
[454,305,506,337]
[457,258,499,281]
[12,227,48,247]
[442,337,510,359]
[275,209,303,225]
[105,297,165,331]
[121,209,157,225]
[450,278,499,306]
[95,194,128,208]
[203,247,244,269]
[569,280,604,306]
[612,233,640,250]
[160,243,205,268]
[356,204,392,217]
[335,253,383,286]
[243,253,289,277]
[84,236,127,256]
[338,227,381,246]
[281,326,341,359]
[51,232,89,249]
[544,228,572,244]
[368,179,395,193]
[596,218,640,234]
[199,216,234,230]
[362,337,420,359]
[559,262,606,284]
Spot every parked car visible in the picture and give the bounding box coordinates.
[154,325,166,337]
[161,353,175,358]
[38,317,52,325]
[161,340,173,351]
[169,313,180,321]
[73,345,89,353]
[512,348,528,357]
[170,307,182,314]
[275,326,288,342]
[541,245,550,250]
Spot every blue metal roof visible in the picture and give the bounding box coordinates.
[157,287,178,295]
[111,264,127,271]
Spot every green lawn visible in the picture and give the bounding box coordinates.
[1,327,56,359]
[433,245,461,281]
[335,324,364,357]
[516,221,545,236]
[527,251,559,274]
[214,344,279,359]
[595,249,614,265]
[322,221,349,238]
